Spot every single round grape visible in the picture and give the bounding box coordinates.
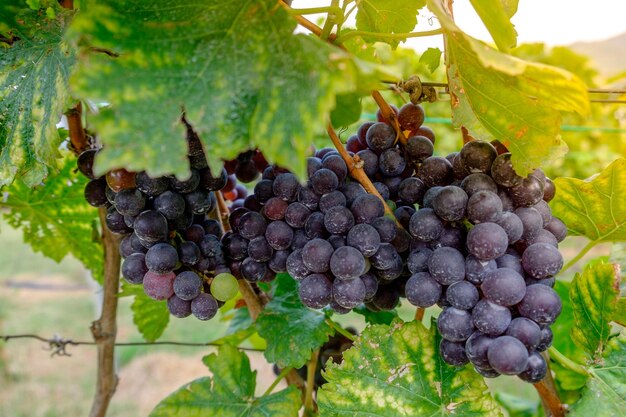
[346,135,363,153]
[379,148,406,177]
[183,224,205,244]
[185,190,214,214]
[495,211,524,244]
[173,271,203,300]
[371,216,397,243]
[324,206,355,235]
[135,172,168,196]
[487,336,529,375]
[523,229,559,249]
[170,170,200,193]
[298,274,332,309]
[506,317,541,350]
[235,159,259,183]
[360,272,378,301]
[397,177,427,205]
[263,197,288,221]
[228,207,250,232]
[265,221,294,250]
[437,307,474,342]
[318,190,346,214]
[248,236,273,262]
[122,253,148,284]
[105,206,132,234]
[371,285,400,311]
[210,273,239,301]
[439,339,469,366]
[207,234,230,258]
[518,351,547,383]
[394,206,414,230]
[253,179,274,204]
[302,238,334,273]
[490,153,522,187]
[191,293,218,321]
[409,208,443,242]
[467,191,502,224]
[545,217,567,242]
[382,176,402,198]
[466,222,508,261]
[460,173,498,196]
[330,246,366,280]
[431,227,464,251]
[240,257,268,282]
[152,191,184,220]
[514,207,543,241]
[532,200,552,227]
[351,194,384,224]
[310,169,339,195]
[134,210,168,243]
[405,272,441,307]
[475,366,500,378]
[370,243,401,271]
[465,255,497,285]
[406,248,432,274]
[304,211,327,239]
[517,284,562,325]
[306,157,323,178]
[509,176,544,207]
[375,256,403,281]
[428,247,465,285]
[106,169,136,192]
[536,326,553,351]
[340,182,367,206]
[286,250,310,281]
[405,135,433,163]
[398,103,425,131]
[495,253,524,275]
[433,186,468,222]
[145,243,178,273]
[290,228,309,250]
[84,178,109,207]
[481,267,526,306]
[167,295,192,318]
[521,243,563,279]
[472,300,512,336]
[355,149,379,177]
[238,211,267,240]
[357,122,374,145]
[143,271,176,300]
[459,140,497,174]
[268,249,289,273]
[332,277,366,309]
[346,223,381,257]
[77,149,99,179]
[465,331,494,368]
[365,122,395,152]
[129,233,148,254]
[177,241,200,266]
[412,125,435,143]
[284,202,311,228]
[273,173,300,201]
[119,235,135,258]
[447,281,479,310]
[418,156,454,187]
[297,185,320,210]
[322,155,348,183]
[543,178,556,202]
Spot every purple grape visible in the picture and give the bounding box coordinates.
[241,257,268,282]
[447,281,479,310]
[365,122,395,153]
[428,247,465,285]
[407,248,433,274]
[330,246,366,280]
[146,243,179,273]
[248,236,274,262]
[521,243,563,279]
[481,267,526,306]
[347,223,381,257]
[273,173,300,201]
[398,177,427,205]
[405,272,441,307]
[487,336,529,375]
[319,191,346,213]
[332,277,366,309]
[495,211,524,244]
[299,274,332,309]
[324,206,355,235]
[122,253,148,284]
[173,271,203,300]
[467,190,502,224]
[311,169,339,195]
[439,339,469,366]
[437,307,474,342]
[432,186,468,222]
[459,140,497,174]
[472,300,512,336]
[506,317,541,350]
[265,221,294,250]
[466,222,508,261]
[409,208,443,242]
[302,238,334,273]
[517,284,561,325]
[460,173,498,196]
[191,293,218,320]
[418,156,454,187]
[351,194,384,224]
[465,255,497,285]
[286,250,310,281]
[465,331,494,368]
[371,216,397,243]
[167,295,192,318]
[518,351,547,383]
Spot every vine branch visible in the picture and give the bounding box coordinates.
[371,90,408,145]
[65,102,88,155]
[304,349,320,415]
[279,0,323,36]
[325,318,356,342]
[335,28,443,44]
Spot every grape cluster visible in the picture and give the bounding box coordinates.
[78,127,240,321]
[402,139,565,382]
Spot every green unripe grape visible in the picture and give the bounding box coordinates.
[210,273,239,302]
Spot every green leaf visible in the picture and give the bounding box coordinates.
[355,0,427,46]
[151,345,301,417]
[569,333,626,417]
[570,261,621,360]
[256,273,333,368]
[0,3,76,186]
[69,0,383,180]
[469,0,517,52]
[494,392,540,417]
[1,155,103,283]
[427,0,589,177]
[551,281,589,390]
[119,281,170,342]
[318,320,503,417]
[500,0,519,18]
[330,93,362,128]
[353,304,398,325]
[551,158,626,242]
[419,47,442,72]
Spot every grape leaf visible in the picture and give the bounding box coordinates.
[151,344,301,417]
[419,47,442,73]
[469,0,517,52]
[355,0,426,47]
[1,155,103,283]
[318,320,503,417]
[330,93,362,128]
[69,0,387,180]
[426,0,589,177]
[551,281,589,390]
[119,281,170,343]
[352,304,398,325]
[494,392,540,417]
[0,3,75,187]
[570,261,621,360]
[551,158,626,243]
[569,333,626,417]
[256,273,333,369]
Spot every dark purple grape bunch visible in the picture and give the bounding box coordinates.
[78,125,236,321]
[221,103,436,313]
[403,139,565,382]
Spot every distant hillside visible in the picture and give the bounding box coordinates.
[569,32,626,77]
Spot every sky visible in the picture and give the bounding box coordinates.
[291,0,626,49]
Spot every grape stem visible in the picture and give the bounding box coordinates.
[263,366,293,397]
[325,318,356,342]
[414,307,425,322]
[371,90,408,146]
[548,346,590,376]
[335,28,444,44]
[304,349,320,415]
[65,102,88,155]
[560,239,597,275]
[215,191,232,233]
[534,351,566,417]
[279,0,323,37]
[326,123,401,226]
